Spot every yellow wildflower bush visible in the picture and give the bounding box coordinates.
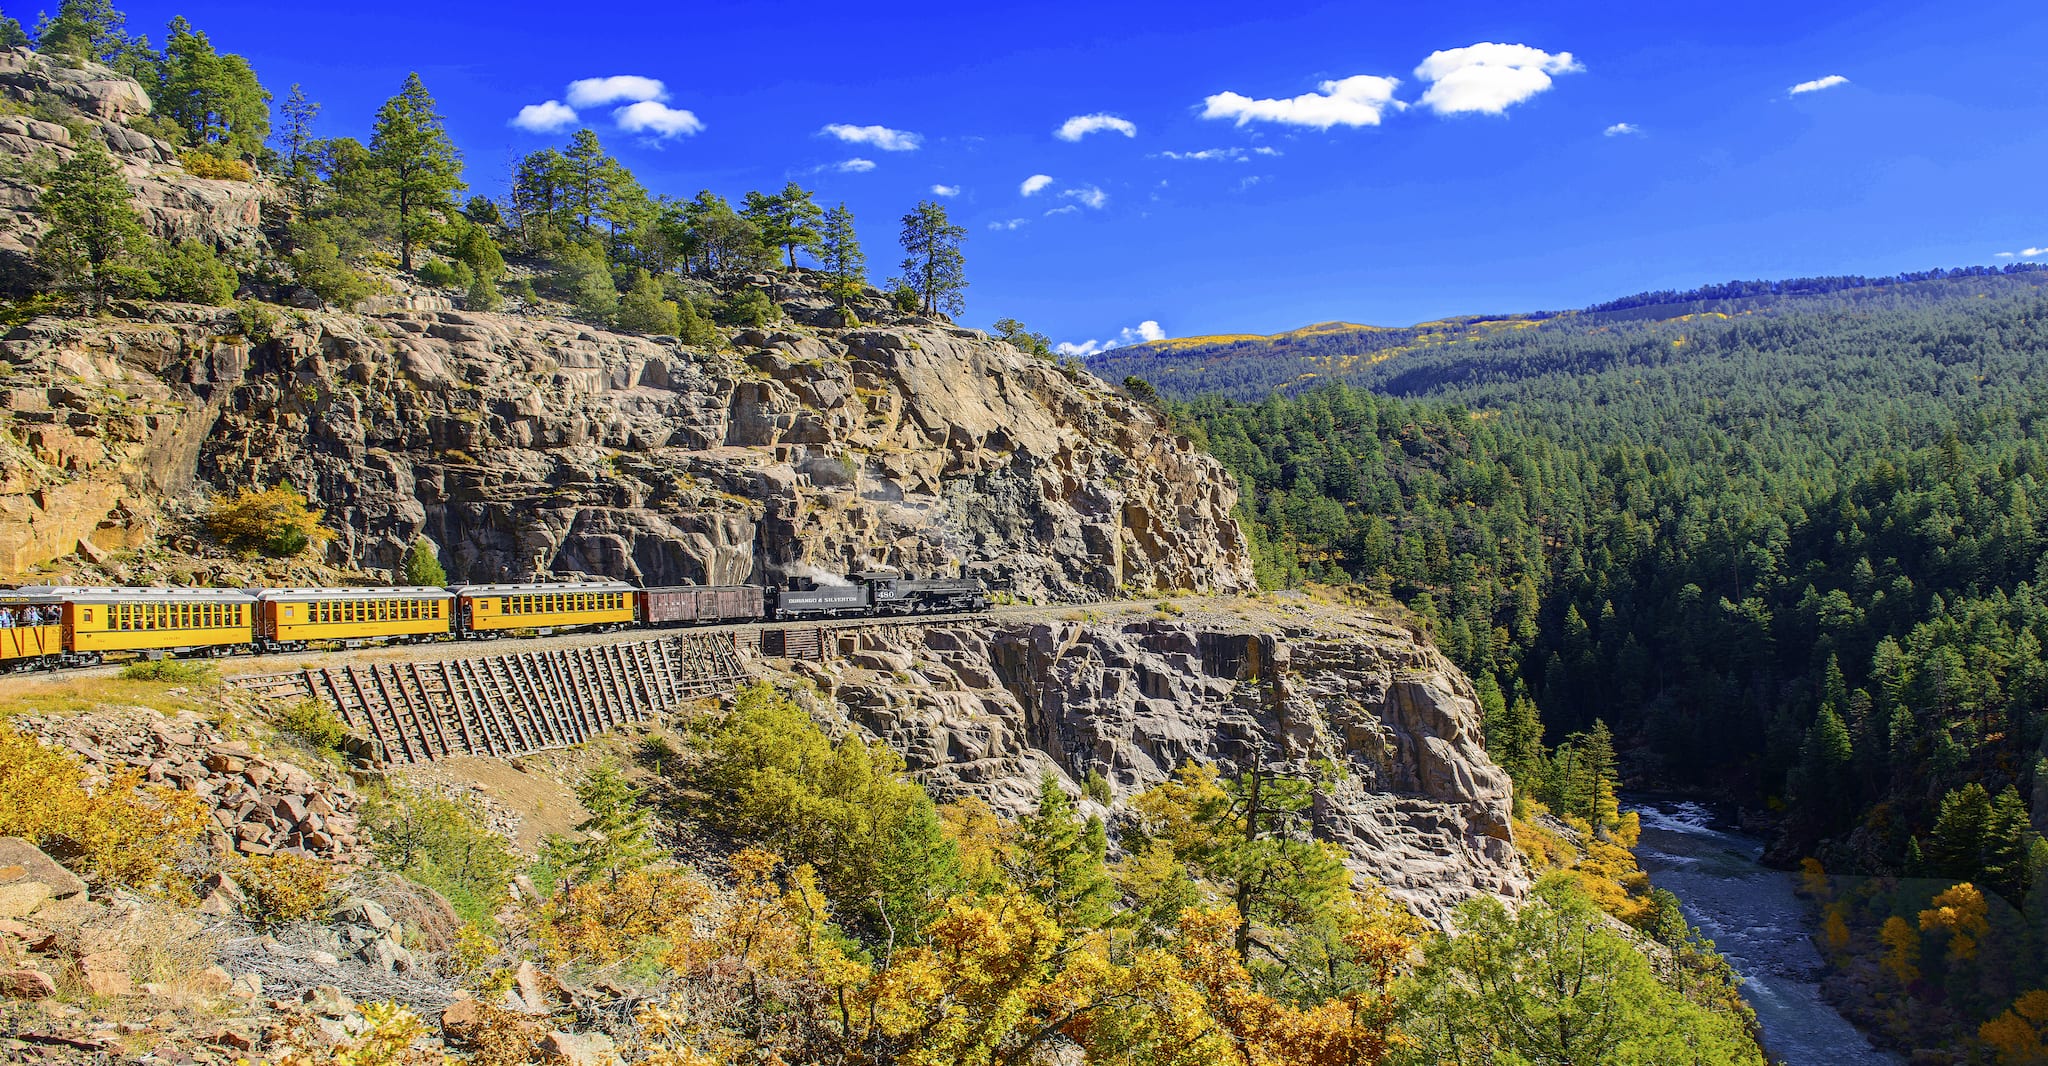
[0,724,209,897]
[235,852,336,923]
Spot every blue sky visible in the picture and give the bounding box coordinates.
[99,0,2048,352]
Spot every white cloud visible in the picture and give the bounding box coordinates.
[1056,113,1137,141]
[1021,173,1055,196]
[1414,43,1582,115]
[988,218,1028,231]
[1055,320,1167,357]
[831,158,877,173]
[511,100,579,133]
[1062,185,1109,209]
[931,184,961,196]
[1161,147,1243,161]
[1604,122,1640,136]
[1789,74,1850,95]
[821,123,922,151]
[1043,205,1080,217]
[566,75,668,108]
[2026,247,2048,258]
[1996,252,2016,258]
[1202,74,1404,129]
[613,100,703,137]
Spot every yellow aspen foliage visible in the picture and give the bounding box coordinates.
[1174,905,1409,1066]
[203,483,336,556]
[1981,990,2048,1065]
[531,866,711,967]
[1821,905,1851,953]
[1878,915,1922,985]
[938,796,1007,890]
[1920,882,1991,963]
[1799,857,1831,900]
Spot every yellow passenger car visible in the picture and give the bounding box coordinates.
[255,587,454,650]
[17,586,255,660]
[452,581,636,635]
[0,593,65,670]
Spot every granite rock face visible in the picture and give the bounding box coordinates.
[803,599,1527,921]
[0,299,1255,600]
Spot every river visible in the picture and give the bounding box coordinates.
[1630,800,1899,1065]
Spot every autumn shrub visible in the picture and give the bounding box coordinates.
[178,150,254,182]
[0,724,209,896]
[531,866,712,968]
[203,483,334,556]
[235,852,336,923]
[267,1001,440,1066]
[118,658,218,684]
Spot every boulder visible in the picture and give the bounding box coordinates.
[0,838,88,904]
[539,1031,616,1066]
[0,968,56,999]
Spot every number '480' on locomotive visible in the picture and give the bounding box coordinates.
[0,572,989,671]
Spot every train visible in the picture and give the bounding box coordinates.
[0,572,990,671]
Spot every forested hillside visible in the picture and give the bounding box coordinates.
[1104,266,2048,399]
[1162,275,2048,1055]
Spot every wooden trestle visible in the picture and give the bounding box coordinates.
[229,634,752,764]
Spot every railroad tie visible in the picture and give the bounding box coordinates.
[415,661,471,757]
[546,651,590,741]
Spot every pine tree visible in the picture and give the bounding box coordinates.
[898,200,966,317]
[37,139,157,307]
[274,84,319,211]
[400,537,446,586]
[1007,771,1115,930]
[1926,782,1993,881]
[33,0,126,63]
[368,73,463,272]
[816,202,865,311]
[568,765,663,884]
[743,182,823,271]
[158,17,269,158]
[560,129,613,233]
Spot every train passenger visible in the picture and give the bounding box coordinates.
[0,608,13,628]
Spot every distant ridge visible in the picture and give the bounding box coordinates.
[1095,263,2048,400]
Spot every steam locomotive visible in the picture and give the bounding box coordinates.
[0,572,990,671]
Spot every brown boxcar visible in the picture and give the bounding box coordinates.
[639,585,765,627]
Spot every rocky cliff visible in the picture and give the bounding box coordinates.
[791,595,1526,918]
[0,296,1254,598]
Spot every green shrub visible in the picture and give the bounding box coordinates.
[400,537,447,586]
[233,299,280,343]
[118,658,219,684]
[290,229,377,309]
[275,698,349,753]
[614,269,679,335]
[716,286,776,328]
[1084,768,1113,804]
[694,682,962,937]
[890,283,920,314]
[155,239,238,305]
[415,257,471,289]
[548,244,616,322]
[362,785,519,924]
